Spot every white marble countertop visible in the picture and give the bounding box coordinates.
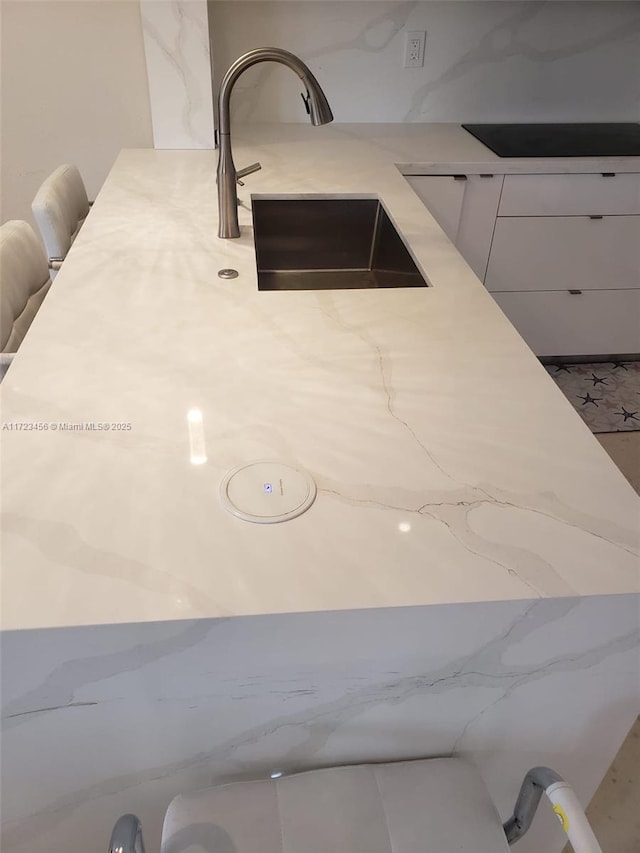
[1,123,639,631]
[345,122,640,175]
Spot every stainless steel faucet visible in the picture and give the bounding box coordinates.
[216,48,334,239]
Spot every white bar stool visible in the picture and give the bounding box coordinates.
[0,220,52,379]
[109,758,603,853]
[31,164,91,278]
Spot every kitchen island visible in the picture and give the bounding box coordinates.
[1,125,639,853]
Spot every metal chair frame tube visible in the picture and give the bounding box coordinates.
[108,813,145,853]
[503,766,563,843]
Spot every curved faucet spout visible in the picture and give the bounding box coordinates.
[216,48,334,239]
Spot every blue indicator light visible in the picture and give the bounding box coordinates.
[264,483,273,494]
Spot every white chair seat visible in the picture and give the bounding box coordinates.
[161,758,510,853]
[1,221,52,374]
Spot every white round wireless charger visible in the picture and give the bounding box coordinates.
[220,461,317,523]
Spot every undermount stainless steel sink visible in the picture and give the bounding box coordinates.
[252,197,428,291]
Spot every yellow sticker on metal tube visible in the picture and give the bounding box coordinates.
[553,804,569,833]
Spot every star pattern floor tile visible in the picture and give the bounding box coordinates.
[545,361,640,433]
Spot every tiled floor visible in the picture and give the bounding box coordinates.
[565,431,639,853]
[546,362,640,434]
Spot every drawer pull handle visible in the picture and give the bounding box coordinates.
[568,289,583,295]
[453,174,468,181]
[479,174,495,178]
[601,172,616,177]
[589,215,604,220]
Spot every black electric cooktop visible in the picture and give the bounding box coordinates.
[462,123,640,158]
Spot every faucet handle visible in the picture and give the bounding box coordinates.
[236,162,262,186]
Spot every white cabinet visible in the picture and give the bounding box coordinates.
[406,174,503,281]
[493,290,640,358]
[408,169,640,357]
[485,172,640,356]
[498,173,640,217]
[406,175,466,244]
[485,215,640,293]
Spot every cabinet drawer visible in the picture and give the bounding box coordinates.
[498,173,640,216]
[485,216,640,292]
[493,290,640,357]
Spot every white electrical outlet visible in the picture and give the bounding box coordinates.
[403,30,426,68]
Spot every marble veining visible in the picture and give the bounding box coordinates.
[208,2,640,124]
[141,0,215,148]
[2,595,638,853]
[1,125,639,853]
[403,2,640,122]
[1,127,639,633]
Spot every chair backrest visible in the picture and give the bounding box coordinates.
[31,164,91,262]
[1,220,52,353]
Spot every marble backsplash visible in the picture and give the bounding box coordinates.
[141,0,215,148]
[208,1,640,124]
